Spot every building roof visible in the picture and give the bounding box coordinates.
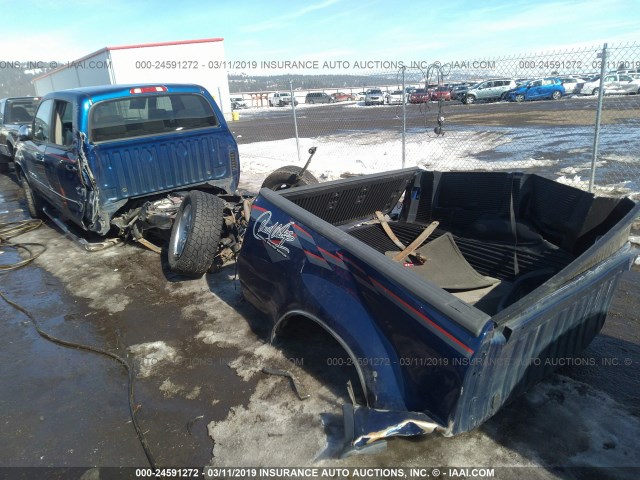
[33,38,224,81]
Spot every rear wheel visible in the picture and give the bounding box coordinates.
[551,90,561,100]
[261,166,319,191]
[168,191,224,277]
[465,95,476,104]
[21,174,45,219]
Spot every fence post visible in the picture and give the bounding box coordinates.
[589,43,607,193]
[290,80,302,164]
[401,65,406,169]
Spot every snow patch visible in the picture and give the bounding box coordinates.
[129,341,177,377]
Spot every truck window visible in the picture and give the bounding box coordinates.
[89,93,219,143]
[5,100,38,124]
[33,99,54,143]
[53,101,74,147]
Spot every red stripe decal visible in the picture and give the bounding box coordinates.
[293,223,313,238]
[304,250,327,263]
[317,246,344,264]
[252,205,267,213]
[337,253,366,273]
[369,277,474,356]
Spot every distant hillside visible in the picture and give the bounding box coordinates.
[0,66,43,98]
[228,72,423,93]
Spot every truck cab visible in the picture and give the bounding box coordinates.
[0,96,41,173]
[14,84,241,277]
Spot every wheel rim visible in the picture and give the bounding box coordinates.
[552,91,561,100]
[467,96,475,104]
[171,203,192,259]
[516,94,524,102]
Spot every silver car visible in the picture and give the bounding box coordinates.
[385,90,405,104]
[602,73,640,95]
[558,77,586,95]
[364,89,385,106]
[463,79,517,104]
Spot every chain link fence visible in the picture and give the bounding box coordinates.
[232,42,640,199]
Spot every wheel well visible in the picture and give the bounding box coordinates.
[272,311,369,406]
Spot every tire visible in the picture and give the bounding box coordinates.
[21,174,45,219]
[261,165,319,191]
[308,99,314,104]
[592,88,599,96]
[0,161,9,174]
[465,95,476,104]
[515,94,525,103]
[168,191,224,277]
[551,90,561,100]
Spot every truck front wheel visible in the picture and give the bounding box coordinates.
[21,174,45,218]
[168,191,224,277]
[261,166,319,191]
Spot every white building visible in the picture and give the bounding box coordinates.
[33,38,232,118]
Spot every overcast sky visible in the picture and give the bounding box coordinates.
[1,0,637,72]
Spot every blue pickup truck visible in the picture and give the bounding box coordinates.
[238,168,639,452]
[13,84,303,276]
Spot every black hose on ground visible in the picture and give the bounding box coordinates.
[0,219,46,271]
[0,218,157,468]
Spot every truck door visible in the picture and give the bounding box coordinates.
[22,99,57,203]
[45,100,85,223]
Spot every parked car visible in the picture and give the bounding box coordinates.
[557,77,586,95]
[581,76,602,95]
[450,84,472,100]
[430,86,452,101]
[505,78,565,102]
[385,90,405,104]
[354,92,367,101]
[0,96,41,173]
[238,168,639,452]
[12,84,300,278]
[305,92,334,104]
[364,89,385,106]
[409,89,430,104]
[269,92,298,107]
[330,92,353,102]
[462,79,517,104]
[230,96,248,109]
[600,73,640,95]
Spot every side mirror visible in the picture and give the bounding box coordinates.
[18,124,32,141]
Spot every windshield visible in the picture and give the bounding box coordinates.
[368,90,383,94]
[5,99,39,124]
[90,93,219,143]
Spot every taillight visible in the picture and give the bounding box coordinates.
[130,86,168,94]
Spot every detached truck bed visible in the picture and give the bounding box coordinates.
[237,168,639,452]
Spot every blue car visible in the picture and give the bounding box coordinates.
[505,77,565,102]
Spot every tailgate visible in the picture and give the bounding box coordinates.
[451,242,634,435]
[89,131,237,203]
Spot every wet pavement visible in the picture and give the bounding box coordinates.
[1,169,639,478]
